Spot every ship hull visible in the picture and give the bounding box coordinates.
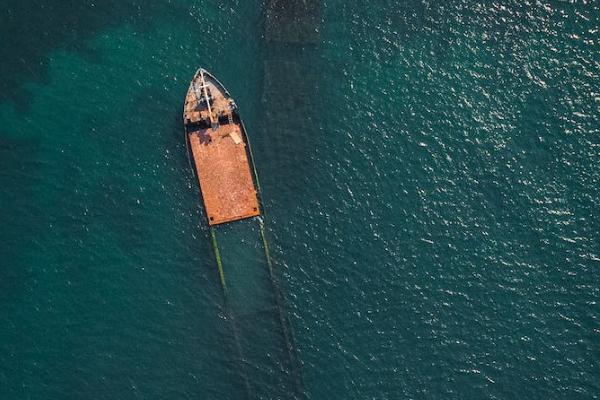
[183,69,260,226]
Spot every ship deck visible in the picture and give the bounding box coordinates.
[188,124,260,225]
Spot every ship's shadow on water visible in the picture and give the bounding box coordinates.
[231,0,326,399]
[258,0,323,207]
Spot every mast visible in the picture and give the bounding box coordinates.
[199,69,217,129]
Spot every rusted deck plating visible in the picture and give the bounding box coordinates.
[184,69,260,225]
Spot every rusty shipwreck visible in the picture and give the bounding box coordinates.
[183,69,260,226]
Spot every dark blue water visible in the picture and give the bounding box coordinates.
[1,1,598,399]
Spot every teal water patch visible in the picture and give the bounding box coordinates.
[0,2,263,398]
[1,0,599,399]
[270,1,599,399]
[0,0,191,107]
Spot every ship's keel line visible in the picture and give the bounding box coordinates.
[209,220,306,398]
[209,227,252,399]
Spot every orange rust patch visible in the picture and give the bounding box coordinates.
[189,124,260,225]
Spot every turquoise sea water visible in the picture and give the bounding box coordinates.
[1,1,598,399]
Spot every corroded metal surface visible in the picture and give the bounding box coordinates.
[184,70,260,226]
